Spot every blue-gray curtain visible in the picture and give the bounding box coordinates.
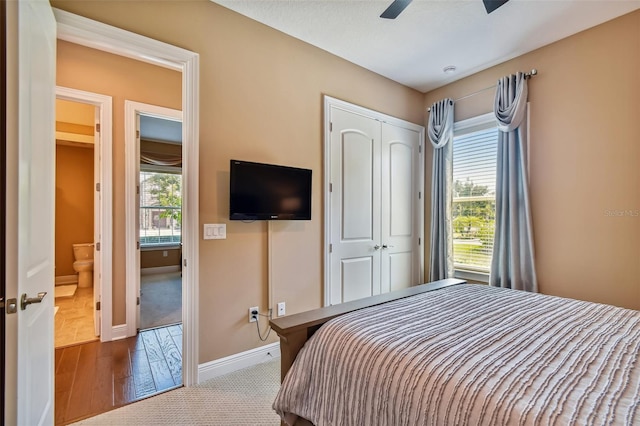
[428,99,454,281]
[490,73,538,292]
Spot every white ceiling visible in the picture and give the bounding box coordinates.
[210,0,640,92]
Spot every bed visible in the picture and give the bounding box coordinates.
[269,279,640,426]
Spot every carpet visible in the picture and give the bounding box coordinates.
[55,284,77,298]
[140,272,182,330]
[71,359,281,425]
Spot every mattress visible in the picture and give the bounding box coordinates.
[273,284,640,425]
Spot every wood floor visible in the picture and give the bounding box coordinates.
[55,324,183,425]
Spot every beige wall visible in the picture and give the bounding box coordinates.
[55,145,94,276]
[141,248,181,269]
[424,11,640,310]
[52,1,640,368]
[51,0,424,362]
[56,40,182,324]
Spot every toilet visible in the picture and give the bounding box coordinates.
[72,243,94,288]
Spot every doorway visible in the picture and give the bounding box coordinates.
[54,98,98,347]
[55,9,200,387]
[55,87,113,346]
[136,112,184,332]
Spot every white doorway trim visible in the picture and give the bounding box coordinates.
[55,86,113,342]
[124,101,182,337]
[54,9,200,386]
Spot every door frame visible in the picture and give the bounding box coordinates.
[55,86,113,341]
[124,101,182,336]
[54,8,200,386]
[1,0,6,423]
[323,95,425,307]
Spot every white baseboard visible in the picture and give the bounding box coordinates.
[111,324,129,340]
[55,274,78,285]
[198,342,280,383]
[140,265,181,276]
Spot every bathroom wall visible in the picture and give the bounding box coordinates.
[55,144,94,277]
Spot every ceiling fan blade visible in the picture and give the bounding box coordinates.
[380,0,413,19]
[483,0,510,14]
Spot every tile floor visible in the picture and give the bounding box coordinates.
[55,286,98,348]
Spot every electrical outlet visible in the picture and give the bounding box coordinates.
[249,306,259,323]
[277,301,286,317]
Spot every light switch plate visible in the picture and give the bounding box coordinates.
[203,223,226,240]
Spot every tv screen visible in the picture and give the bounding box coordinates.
[229,160,312,220]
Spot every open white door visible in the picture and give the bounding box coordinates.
[16,0,56,424]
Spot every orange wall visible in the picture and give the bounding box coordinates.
[51,0,424,363]
[56,40,182,324]
[55,145,94,276]
[424,11,640,310]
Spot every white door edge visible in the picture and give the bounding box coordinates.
[54,9,200,387]
[323,95,425,307]
[55,86,113,342]
[124,101,182,339]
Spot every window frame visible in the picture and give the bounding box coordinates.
[452,112,497,283]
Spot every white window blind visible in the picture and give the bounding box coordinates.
[452,122,498,273]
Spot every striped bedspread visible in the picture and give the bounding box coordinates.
[273,284,640,425]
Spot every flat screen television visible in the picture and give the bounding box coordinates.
[229,160,312,221]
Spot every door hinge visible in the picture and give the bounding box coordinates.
[419,144,422,154]
[329,183,333,192]
[136,185,140,195]
[329,244,333,253]
[418,237,421,246]
[96,242,101,251]
[330,122,333,132]
[136,130,140,139]
[96,182,100,192]
[137,297,140,306]
[183,259,187,267]
[418,191,421,200]
[95,123,101,133]
[96,301,101,311]
[137,241,140,250]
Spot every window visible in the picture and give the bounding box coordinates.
[452,113,498,278]
[140,170,182,247]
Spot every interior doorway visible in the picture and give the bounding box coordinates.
[137,113,184,332]
[55,7,200,387]
[124,102,184,392]
[54,88,113,346]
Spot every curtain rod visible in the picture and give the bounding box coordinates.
[427,69,538,112]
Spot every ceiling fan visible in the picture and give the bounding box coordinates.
[380,0,510,19]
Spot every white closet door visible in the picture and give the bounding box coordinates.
[380,122,422,293]
[329,107,382,304]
